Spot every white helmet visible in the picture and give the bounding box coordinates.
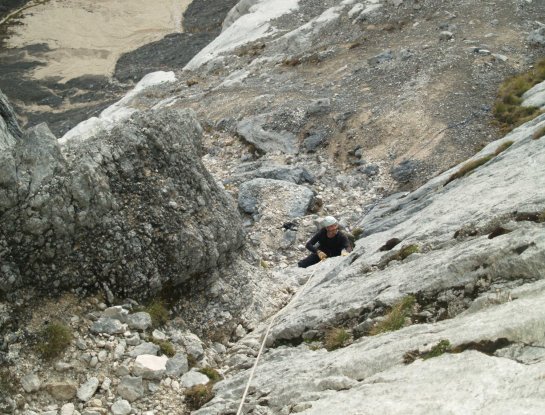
[322,216,337,227]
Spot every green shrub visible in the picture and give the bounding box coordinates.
[370,295,416,336]
[151,339,176,357]
[199,367,222,382]
[324,327,351,351]
[382,244,420,267]
[444,155,494,186]
[493,58,545,132]
[184,383,214,411]
[144,300,169,328]
[494,140,514,155]
[351,227,364,240]
[36,322,72,360]
[532,126,545,140]
[423,339,452,359]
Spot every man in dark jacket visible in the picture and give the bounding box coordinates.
[298,216,352,268]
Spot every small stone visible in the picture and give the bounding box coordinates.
[180,370,209,388]
[129,341,159,357]
[111,400,131,415]
[47,382,78,400]
[77,377,99,402]
[60,403,75,415]
[117,376,144,402]
[439,31,454,41]
[132,355,168,380]
[90,318,126,335]
[152,329,167,341]
[21,374,41,393]
[126,312,152,331]
[165,354,189,377]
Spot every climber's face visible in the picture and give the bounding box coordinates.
[326,224,338,238]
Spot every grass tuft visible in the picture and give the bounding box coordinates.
[493,58,545,132]
[494,140,513,155]
[444,155,493,186]
[423,339,452,360]
[144,300,169,328]
[199,367,222,382]
[151,339,176,357]
[184,383,214,411]
[370,295,416,336]
[324,327,351,351]
[532,125,545,140]
[351,227,364,240]
[36,322,72,360]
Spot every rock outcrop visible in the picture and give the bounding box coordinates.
[0,99,243,298]
[194,115,545,414]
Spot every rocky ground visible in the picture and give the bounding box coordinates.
[1,0,545,414]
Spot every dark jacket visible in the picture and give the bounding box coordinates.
[305,228,351,258]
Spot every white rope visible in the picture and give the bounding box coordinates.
[235,267,319,415]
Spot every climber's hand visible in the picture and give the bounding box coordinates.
[317,250,327,260]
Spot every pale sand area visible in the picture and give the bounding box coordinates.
[6,0,192,82]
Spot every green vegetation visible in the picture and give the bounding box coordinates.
[324,327,351,351]
[403,339,452,363]
[36,322,72,360]
[0,368,17,397]
[494,140,514,156]
[493,58,545,132]
[533,125,545,140]
[444,155,494,186]
[370,295,416,336]
[184,367,222,410]
[422,339,452,360]
[144,300,169,328]
[382,244,420,267]
[184,383,214,410]
[152,339,176,357]
[351,227,364,241]
[199,367,222,382]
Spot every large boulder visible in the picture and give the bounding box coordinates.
[0,102,243,298]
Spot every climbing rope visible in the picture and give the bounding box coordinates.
[235,267,319,415]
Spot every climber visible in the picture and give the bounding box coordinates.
[297,216,352,268]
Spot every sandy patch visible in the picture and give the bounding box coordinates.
[5,0,192,82]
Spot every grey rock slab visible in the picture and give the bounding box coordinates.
[238,178,314,219]
[132,354,168,380]
[180,370,210,388]
[179,332,205,360]
[521,80,545,109]
[102,306,129,322]
[129,341,160,357]
[197,287,545,414]
[117,376,144,402]
[237,115,299,155]
[126,312,152,331]
[77,377,99,402]
[165,353,189,377]
[90,317,126,335]
[358,115,545,238]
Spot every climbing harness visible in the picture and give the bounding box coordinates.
[235,266,319,415]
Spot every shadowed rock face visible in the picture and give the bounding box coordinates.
[0,98,243,298]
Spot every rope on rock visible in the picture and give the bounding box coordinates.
[235,267,319,415]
